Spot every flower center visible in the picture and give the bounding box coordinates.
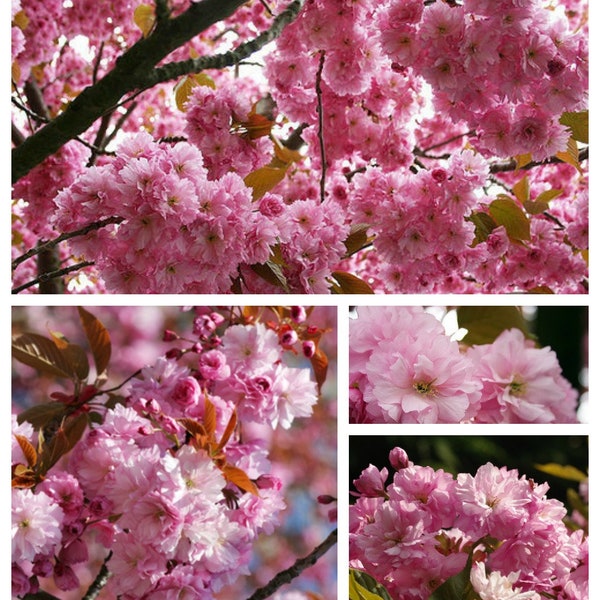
[509,379,527,396]
[413,380,436,396]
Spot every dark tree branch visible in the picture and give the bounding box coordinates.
[12,121,26,146]
[142,0,305,88]
[12,216,124,271]
[87,112,114,166]
[420,129,475,153]
[315,50,327,204]
[13,261,95,294]
[82,552,112,600]
[37,245,65,294]
[246,528,337,600]
[489,147,588,173]
[24,78,51,122]
[12,0,250,183]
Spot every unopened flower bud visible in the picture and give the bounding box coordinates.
[317,494,336,505]
[302,340,316,358]
[291,306,307,323]
[162,329,178,342]
[389,447,410,470]
[280,329,298,346]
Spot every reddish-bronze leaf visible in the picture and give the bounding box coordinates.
[38,413,88,475]
[14,434,37,467]
[17,402,67,429]
[310,347,329,393]
[179,418,208,439]
[12,332,77,379]
[216,409,237,453]
[222,464,259,496]
[203,393,217,438]
[78,307,112,377]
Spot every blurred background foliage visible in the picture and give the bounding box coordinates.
[349,436,588,506]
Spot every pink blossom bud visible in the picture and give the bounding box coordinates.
[88,496,113,517]
[210,311,225,326]
[58,538,88,565]
[142,398,161,414]
[328,507,337,522]
[302,340,316,358]
[389,447,410,470]
[291,306,307,323]
[191,342,202,353]
[165,348,183,360]
[53,562,79,591]
[432,167,448,183]
[317,494,336,504]
[255,474,282,491]
[353,464,389,497]
[32,557,54,578]
[163,329,178,342]
[159,415,179,435]
[280,329,298,346]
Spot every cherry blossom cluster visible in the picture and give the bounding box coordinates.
[350,307,579,424]
[350,447,588,600]
[51,132,279,293]
[377,0,587,161]
[11,0,588,294]
[12,307,326,598]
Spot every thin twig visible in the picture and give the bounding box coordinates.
[92,41,105,85]
[87,112,114,166]
[246,528,337,600]
[315,50,326,203]
[12,216,123,270]
[13,261,95,294]
[103,102,139,147]
[421,129,475,153]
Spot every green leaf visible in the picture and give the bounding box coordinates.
[457,307,531,346]
[467,211,497,245]
[428,565,481,600]
[349,569,393,600]
[560,110,588,144]
[78,307,111,378]
[331,271,375,294]
[489,197,530,242]
[534,463,588,482]
[13,332,78,379]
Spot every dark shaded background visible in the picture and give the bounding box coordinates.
[532,306,588,395]
[349,436,588,506]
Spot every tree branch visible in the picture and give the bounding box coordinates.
[246,528,337,600]
[12,0,249,184]
[12,261,95,294]
[82,552,112,600]
[315,50,327,204]
[12,216,124,271]
[489,147,588,173]
[141,0,305,88]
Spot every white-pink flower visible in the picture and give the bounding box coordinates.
[470,562,541,600]
[468,328,578,423]
[12,489,64,562]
